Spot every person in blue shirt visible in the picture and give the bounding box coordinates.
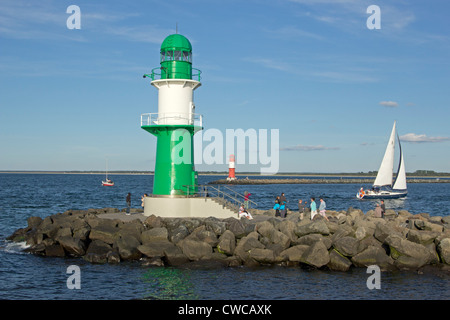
[310,197,317,220]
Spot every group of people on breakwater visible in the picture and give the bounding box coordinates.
[268,192,387,222]
[272,192,328,221]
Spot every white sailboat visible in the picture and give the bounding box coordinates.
[102,159,114,186]
[357,121,407,199]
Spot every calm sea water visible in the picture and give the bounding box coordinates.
[0,173,449,300]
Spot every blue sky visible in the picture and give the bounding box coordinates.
[0,0,449,173]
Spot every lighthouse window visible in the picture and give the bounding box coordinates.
[183,51,192,62]
[174,50,182,61]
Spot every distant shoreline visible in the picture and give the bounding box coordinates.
[0,171,449,180]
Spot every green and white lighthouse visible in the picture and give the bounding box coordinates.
[141,34,202,196]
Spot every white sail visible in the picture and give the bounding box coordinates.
[373,122,396,187]
[392,137,407,190]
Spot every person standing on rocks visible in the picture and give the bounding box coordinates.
[374,203,383,218]
[298,199,305,220]
[280,192,286,205]
[380,200,386,218]
[319,197,329,221]
[310,197,317,220]
[126,193,131,215]
[244,191,252,210]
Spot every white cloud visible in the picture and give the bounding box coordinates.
[280,144,340,151]
[400,133,450,143]
[379,101,399,108]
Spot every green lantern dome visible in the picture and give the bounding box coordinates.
[161,34,192,52]
[160,34,193,80]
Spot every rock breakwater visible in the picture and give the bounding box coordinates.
[7,207,450,272]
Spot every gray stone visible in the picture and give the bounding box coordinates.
[178,239,212,261]
[58,236,86,256]
[328,249,352,272]
[114,235,142,260]
[437,238,450,264]
[300,241,330,268]
[385,235,434,269]
[249,248,275,264]
[141,227,168,243]
[217,230,236,256]
[351,246,395,271]
[279,245,309,263]
[138,240,175,258]
[295,220,330,237]
[333,236,360,257]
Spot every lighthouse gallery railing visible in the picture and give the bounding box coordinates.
[141,113,203,127]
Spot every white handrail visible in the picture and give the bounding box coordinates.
[141,113,203,127]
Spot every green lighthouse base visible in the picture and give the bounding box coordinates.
[142,124,202,196]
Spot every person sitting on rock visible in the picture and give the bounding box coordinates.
[239,204,253,220]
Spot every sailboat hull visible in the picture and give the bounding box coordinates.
[357,190,407,199]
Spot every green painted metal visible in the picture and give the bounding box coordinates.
[160,34,192,80]
[142,124,201,196]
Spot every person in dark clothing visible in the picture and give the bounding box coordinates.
[126,193,131,215]
[298,199,306,220]
[280,193,286,205]
[380,200,386,218]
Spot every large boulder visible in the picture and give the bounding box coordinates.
[351,246,395,271]
[45,244,66,257]
[278,220,298,242]
[295,220,330,237]
[217,230,236,256]
[141,227,168,243]
[300,241,330,268]
[114,234,142,260]
[178,239,212,261]
[328,249,352,272]
[89,221,120,245]
[84,240,114,264]
[374,222,401,243]
[234,232,265,265]
[164,245,189,266]
[385,235,434,269]
[333,236,360,257]
[167,224,190,244]
[226,219,247,239]
[27,216,43,229]
[279,245,309,263]
[249,248,276,264]
[437,238,450,264]
[117,219,144,243]
[58,236,86,256]
[407,229,440,246]
[204,217,227,236]
[186,225,218,247]
[138,240,176,258]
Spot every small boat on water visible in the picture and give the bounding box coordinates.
[102,178,114,187]
[357,121,407,199]
[102,159,114,186]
